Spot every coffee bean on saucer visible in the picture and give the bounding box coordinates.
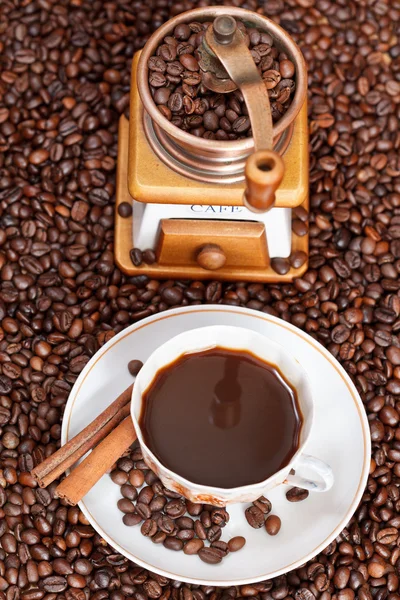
[265,515,281,536]
[198,547,224,564]
[177,528,195,541]
[129,469,145,487]
[152,531,167,545]
[132,448,144,460]
[111,470,129,485]
[286,487,309,502]
[245,505,265,528]
[158,514,175,534]
[211,540,230,556]
[165,499,187,518]
[136,502,152,519]
[117,498,136,513]
[164,537,184,551]
[186,501,203,516]
[207,525,222,543]
[200,510,212,528]
[128,359,144,376]
[194,520,207,540]
[118,202,132,218]
[121,483,138,500]
[150,496,168,512]
[141,518,158,537]
[228,536,246,552]
[184,539,204,555]
[122,513,142,526]
[146,470,160,486]
[138,486,155,504]
[176,516,194,529]
[253,496,272,514]
[118,456,135,471]
[211,507,230,525]
[135,460,149,471]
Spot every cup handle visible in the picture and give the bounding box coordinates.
[286,454,334,492]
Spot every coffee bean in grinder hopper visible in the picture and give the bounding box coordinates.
[114,7,309,282]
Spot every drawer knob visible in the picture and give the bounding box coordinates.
[197,244,226,271]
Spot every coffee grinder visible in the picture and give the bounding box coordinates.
[115,7,308,282]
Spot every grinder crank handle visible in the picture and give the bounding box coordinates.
[205,16,284,213]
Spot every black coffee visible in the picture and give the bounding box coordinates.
[139,348,302,488]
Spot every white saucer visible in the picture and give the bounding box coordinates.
[61,306,370,586]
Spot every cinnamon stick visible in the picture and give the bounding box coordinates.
[32,384,133,488]
[55,417,137,505]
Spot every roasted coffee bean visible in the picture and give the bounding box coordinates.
[118,202,133,218]
[186,501,203,516]
[183,539,204,555]
[292,219,308,237]
[138,486,155,505]
[265,515,281,536]
[130,248,143,267]
[228,536,246,552]
[253,496,272,514]
[163,537,184,551]
[245,505,265,528]
[194,520,207,540]
[290,251,307,269]
[149,72,167,87]
[143,579,163,598]
[165,499,186,518]
[200,510,212,528]
[117,498,136,513]
[122,513,142,527]
[111,470,129,485]
[177,528,195,541]
[198,547,224,564]
[158,514,175,535]
[143,249,157,264]
[169,92,184,112]
[286,487,309,502]
[136,502,152,519]
[271,258,290,275]
[128,360,144,376]
[176,516,194,529]
[141,519,158,537]
[129,469,145,487]
[211,540,229,556]
[149,57,167,72]
[207,525,222,543]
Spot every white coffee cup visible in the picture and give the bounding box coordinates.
[131,325,333,506]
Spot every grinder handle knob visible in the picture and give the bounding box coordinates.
[243,150,285,213]
[197,244,227,271]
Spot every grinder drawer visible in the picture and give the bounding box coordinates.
[156,219,269,270]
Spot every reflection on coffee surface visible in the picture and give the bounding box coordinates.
[139,348,303,488]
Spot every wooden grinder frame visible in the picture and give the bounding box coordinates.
[115,8,309,282]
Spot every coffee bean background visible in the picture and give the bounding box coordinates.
[1,0,400,598]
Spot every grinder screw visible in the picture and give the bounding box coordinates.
[213,15,237,45]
